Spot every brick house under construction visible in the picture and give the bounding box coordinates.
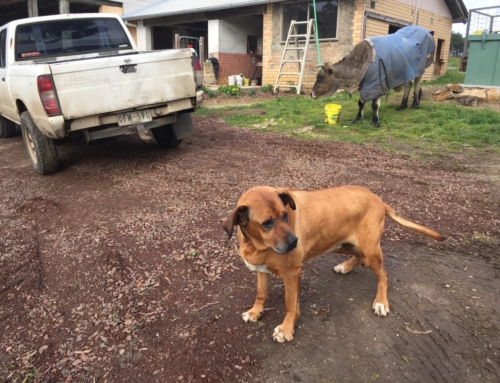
[122,0,468,92]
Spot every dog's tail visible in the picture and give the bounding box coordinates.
[384,204,445,241]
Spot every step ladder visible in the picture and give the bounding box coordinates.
[274,19,317,95]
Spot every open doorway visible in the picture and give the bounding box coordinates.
[434,38,444,76]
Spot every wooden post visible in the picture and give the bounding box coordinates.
[199,36,205,70]
[27,0,38,17]
[59,0,70,14]
[175,34,180,49]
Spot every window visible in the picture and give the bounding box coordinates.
[388,24,402,34]
[15,18,132,61]
[282,1,338,41]
[0,30,6,68]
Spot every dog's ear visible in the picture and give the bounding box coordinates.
[222,205,249,239]
[278,192,296,210]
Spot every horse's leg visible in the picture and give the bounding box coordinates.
[411,76,423,109]
[371,98,381,128]
[351,99,364,124]
[396,81,412,111]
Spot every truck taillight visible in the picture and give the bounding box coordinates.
[192,57,203,90]
[37,75,62,116]
[193,57,202,71]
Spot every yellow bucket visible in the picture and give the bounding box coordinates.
[243,78,250,86]
[324,104,342,125]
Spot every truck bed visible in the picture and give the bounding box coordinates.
[49,49,196,119]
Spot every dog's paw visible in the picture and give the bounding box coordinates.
[272,325,294,343]
[334,264,347,274]
[372,302,390,317]
[242,309,262,323]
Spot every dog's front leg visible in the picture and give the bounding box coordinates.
[242,271,270,322]
[273,269,302,342]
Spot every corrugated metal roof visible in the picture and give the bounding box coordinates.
[122,0,468,24]
[122,0,283,21]
[444,0,468,23]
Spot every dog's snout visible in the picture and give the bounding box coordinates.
[276,232,298,254]
[287,232,298,250]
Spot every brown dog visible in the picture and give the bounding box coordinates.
[223,185,445,342]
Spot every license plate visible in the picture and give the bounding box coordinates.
[117,110,152,126]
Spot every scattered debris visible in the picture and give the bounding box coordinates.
[405,324,432,335]
[458,95,479,107]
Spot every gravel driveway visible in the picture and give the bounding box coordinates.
[1,115,499,383]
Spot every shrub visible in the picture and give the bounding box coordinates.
[261,84,274,92]
[218,85,241,96]
[207,89,218,98]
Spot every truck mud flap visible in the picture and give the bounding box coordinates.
[172,113,194,140]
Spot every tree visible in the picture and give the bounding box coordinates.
[450,31,465,56]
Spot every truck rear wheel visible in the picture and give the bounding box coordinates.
[21,111,59,175]
[0,117,16,138]
[151,124,182,148]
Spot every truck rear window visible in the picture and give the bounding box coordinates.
[15,18,132,60]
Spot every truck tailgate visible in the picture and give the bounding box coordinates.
[49,49,196,119]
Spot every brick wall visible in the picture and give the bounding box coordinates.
[208,17,263,85]
[263,0,358,91]
[363,0,453,81]
[262,0,453,91]
[215,53,262,85]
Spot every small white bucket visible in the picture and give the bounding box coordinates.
[235,75,244,86]
[228,75,236,85]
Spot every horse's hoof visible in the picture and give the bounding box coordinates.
[396,105,407,111]
[351,119,360,125]
[372,122,380,128]
[411,105,421,109]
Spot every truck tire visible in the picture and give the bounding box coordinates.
[0,117,16,138]
[20,111,59,175]
[151,124,182,148]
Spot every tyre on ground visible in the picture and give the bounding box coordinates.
[20,111,59,175]
[0,116,16,138]
[151,124,182,148]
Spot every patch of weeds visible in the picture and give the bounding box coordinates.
[23,368,39,382]
[247,88,257,97]
[207,89,218,98]
[218,85,240,96]
[260,84,274,92]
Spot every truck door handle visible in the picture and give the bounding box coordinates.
[1,77,4,82]
[120,65,137,73]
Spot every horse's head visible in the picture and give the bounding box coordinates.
[310,64,341,99]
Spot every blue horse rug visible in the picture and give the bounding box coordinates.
[359,26,435,102]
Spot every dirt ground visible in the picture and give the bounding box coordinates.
[1,110,499,383]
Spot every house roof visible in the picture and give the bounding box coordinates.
[444,0,468,23]
[122,0,283,21]
[122,0,469,24]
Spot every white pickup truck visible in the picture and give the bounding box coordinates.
[0,13,203,175]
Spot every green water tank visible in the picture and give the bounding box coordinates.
[464,32,500,86]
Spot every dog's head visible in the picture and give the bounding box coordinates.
[223,186,298,255]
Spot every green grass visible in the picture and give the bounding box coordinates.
[447,56,461,68]
[195,86,500,156]
[426,68,465,85]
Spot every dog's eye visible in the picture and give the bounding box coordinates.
[262,219,275,230]
[282,212,288,223]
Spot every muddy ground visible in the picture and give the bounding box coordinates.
[0,112,499,383]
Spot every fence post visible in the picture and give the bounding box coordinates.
[175,34,180,49]
[199,36,205,69]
